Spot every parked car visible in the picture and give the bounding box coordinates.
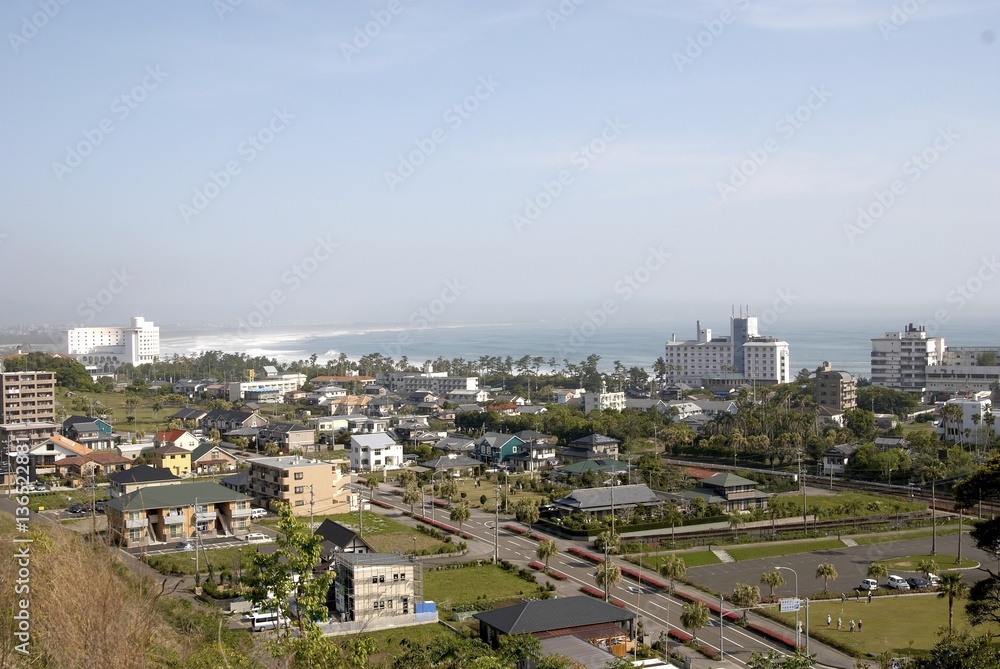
[243,533,269,543]
[249,507,268,520]
[33,482,49,491]
[927,574,941,587]
[857,578,879,591]
[67,504,82,514]
[887,575,910,590]
[906,576,928,589]
[95,501,105,514]
[177,541,194,551]
[248,610,288,632]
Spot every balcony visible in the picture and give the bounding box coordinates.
[125,517,148,529]
[231,507,252,518]
[195,511,215,523]
[163,513,185,526]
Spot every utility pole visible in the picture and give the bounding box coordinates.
[799,450,807,531]
[493,484,500,563]
[90,470,97,538]
[309,484,314,531]
[719,594,724,661]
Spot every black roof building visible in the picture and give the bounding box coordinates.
[473,596,634,648]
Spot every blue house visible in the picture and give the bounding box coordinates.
[473,433,526,467]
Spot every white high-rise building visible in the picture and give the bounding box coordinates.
[870,324,945,393]
[664,313,791,385]
[582,381,626,414]
[63,316,160,375]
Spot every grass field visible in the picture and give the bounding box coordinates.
[145,545,253,576]
[852,522,962,546]
[424,564,544,609]
[340,623,461,665]
[727,539,846,562]
[879,555,978,571]
[260,512,451,554]
[774,593,1000,658]
[636,549,722,571]
[774,491,926,519]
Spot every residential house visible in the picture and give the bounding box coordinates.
[326,395,372,416]
[473,433,526,467]
[419,454,481,477]
[308,415,350,434]
[506,438,558,472]
[201,409,268,433]
[189,442,238,474]
[582,383,626,414]
[150,444,192,477]
[55,451,132,478]
[550,388,585,404]
[474,596,635,652]
[62,416,114,450]
[248,455,348,515]
[257,422,314,452]
[345,415,389,434]
[171,407,209,424]
[551,483,662,518]
[557,434,621,463]
[349,434,403,472]
[220,471,249,494]
[433,435,475,453]
[821,443,859,477]
[447,388,491,403]
[556,458,631,480]
[154,429,200,451]
[108,465,181,499]
[939,394,992,443]
[455,403,484,414]
[106,481,253,548]
[494,394,527,406]
[515,405,547,416]
[25,435,91,476]
[679,472,770,512]
[315,519,374,564]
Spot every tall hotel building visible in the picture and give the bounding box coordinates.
[664,314,790,385]
[63,316,160,376]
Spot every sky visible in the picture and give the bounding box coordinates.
[2,0,999,332]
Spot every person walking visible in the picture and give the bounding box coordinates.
[837,617,842,630]
[827,614,832,627]
[858,619,863,633]
[856,591,860,602]
[841,592,846,603]
[850,620,855,633]
[867,590,872,604]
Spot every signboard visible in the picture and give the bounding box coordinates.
[779,597,801,613]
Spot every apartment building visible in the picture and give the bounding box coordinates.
[106,481,253,548]
[813,362,857,413]
[247,455,347,515]
[0,371,56,424]
[870,323,945,392]
[581,382,626,414]
[380,363,478,395]
[63,316,160,375]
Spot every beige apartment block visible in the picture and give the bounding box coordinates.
[248,455,347,515]
[1,371,57,424]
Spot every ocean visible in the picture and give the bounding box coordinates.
[158,316,999,379]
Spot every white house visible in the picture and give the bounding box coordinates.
[349,433,403,472]
[939,394,993,443]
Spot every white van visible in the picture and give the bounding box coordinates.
[243,532,269,543]
[249,507,267,520]
[248,611,288,632]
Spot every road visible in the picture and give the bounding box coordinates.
[357,480,860,669]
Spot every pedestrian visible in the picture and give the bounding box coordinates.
[837,617,842,630]
[856,590,860,602]
[827,614,832,627]
[850,620,855,633]
[867,590,872,604]
[841,592,846,603]
[858,620,863,633]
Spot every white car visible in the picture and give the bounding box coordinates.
[249,507,268,520]
[243,532,269,543]
[886,575,910,590]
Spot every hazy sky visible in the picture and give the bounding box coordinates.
[2,0,999,330]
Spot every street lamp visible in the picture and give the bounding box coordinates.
[776,566,800,649]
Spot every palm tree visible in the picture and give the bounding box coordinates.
[536,539,558,570]
[937,572,969,635]
[595,562,623,602]
[450,502,470,531]
[659,555,686,593]
[595,530,621,556]
[728,511,745,541]
[867,562,888,582]
[730,583,761,622]
[402,486,421,514]
[760,570,785,600]
[921,460,947,556]
[917,558,939,582]
[680,601,710,641]
[816,563,838,593]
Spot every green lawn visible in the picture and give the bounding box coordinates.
[852,523,961,546]
[341,623,462,665]
[774,491,925,520]
[879,555,978,571]
[259,512,452,554]
[774,594,1000,658]
[637,550,722,571]
[424,564,544,609]
[145,546,254,576]
[726,539,846,562]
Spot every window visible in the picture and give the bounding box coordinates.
[295,486,304,494]
[294,472,304,480]
[294,500,305,506]
[372,577,379,584]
